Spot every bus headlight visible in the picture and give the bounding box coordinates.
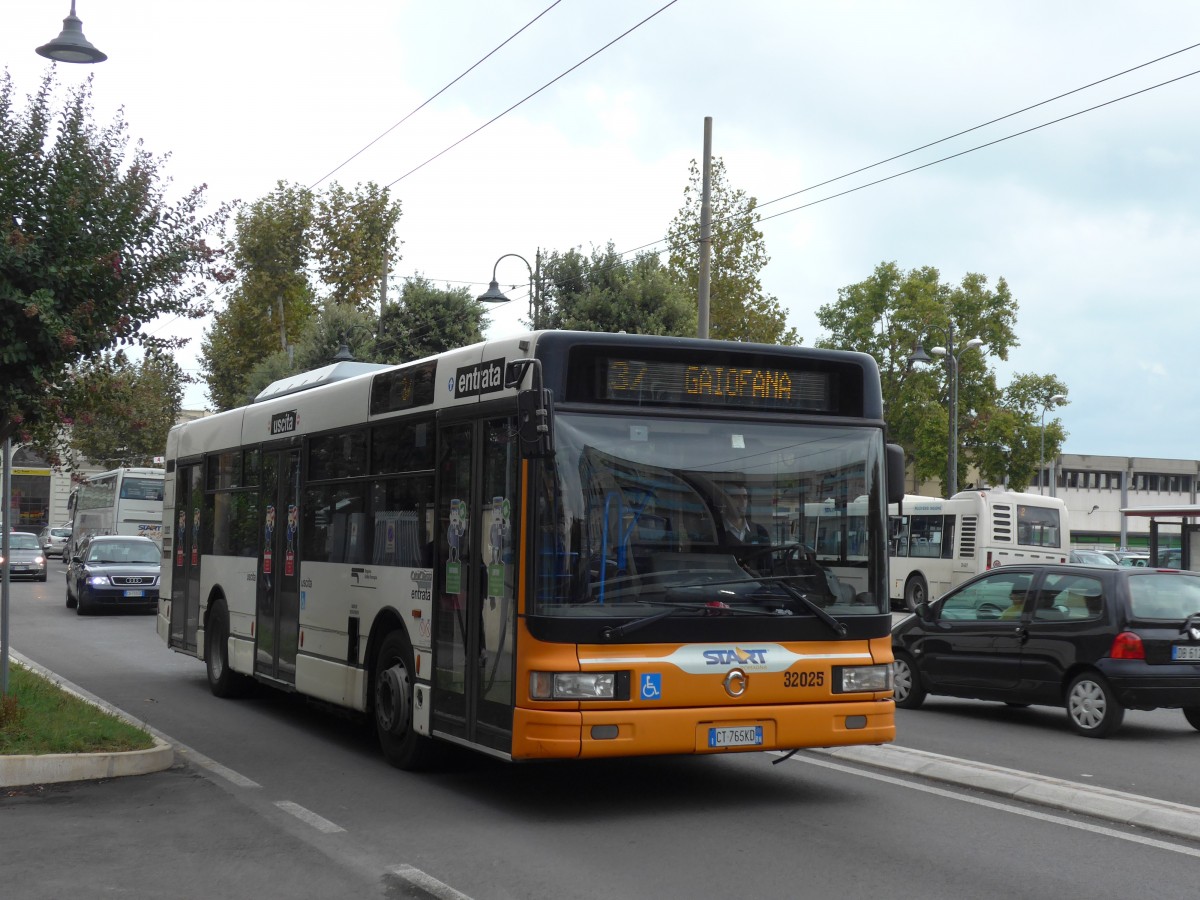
[836,665,893,693]
[530,671,617,700]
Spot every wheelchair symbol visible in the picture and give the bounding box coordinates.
[641,673,662,701]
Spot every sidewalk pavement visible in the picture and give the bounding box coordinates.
[4,651,1200,844]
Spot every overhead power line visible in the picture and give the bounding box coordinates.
[610,52,1200,263]
[307,0,566,190]
[383,0,681,188]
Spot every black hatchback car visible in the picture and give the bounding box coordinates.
[892,563,1200,737]
[65,534,161,615]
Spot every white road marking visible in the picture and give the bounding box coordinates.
[788,753,1200,858]
[389,866,477,900]
[274,800,346,834]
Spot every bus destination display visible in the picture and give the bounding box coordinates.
[604,358,831,411]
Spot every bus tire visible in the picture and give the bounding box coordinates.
[206,601,252,698]
[373,631,436,770]
[892,652,926,709]
[904,574,928,612]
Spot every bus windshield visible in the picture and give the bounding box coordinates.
[533,412,886,618]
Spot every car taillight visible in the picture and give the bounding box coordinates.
[1109,631,1145,660]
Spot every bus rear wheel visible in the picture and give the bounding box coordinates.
[374,631,436,770]
[206,601,252,698]
[904,575,928,613]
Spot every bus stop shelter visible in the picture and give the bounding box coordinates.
[1119,504,1200,570]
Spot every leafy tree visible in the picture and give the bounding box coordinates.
[816,261,1063,493]
[666,157,798,345]
[972,373,1069,490]
[540,243,696,336]
[27,351,187,469]
[240,275,487,403]
[199,180,401,410]
[315,182,403,309]
[373,275,486,362]
[0,70,225,445]
[199,183,316,410]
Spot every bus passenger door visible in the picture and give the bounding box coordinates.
[432,417,518,755]
[257,448,302,684]
[169,464,203,653]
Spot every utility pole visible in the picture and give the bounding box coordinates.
[697,116,713,339]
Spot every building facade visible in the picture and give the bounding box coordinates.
[1041,454,1199,551]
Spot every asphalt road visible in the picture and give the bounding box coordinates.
[3,566,1200,900]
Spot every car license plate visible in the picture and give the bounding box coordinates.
[708,725,763,749]
[1172,645,1200,661]
[123,589,145,598]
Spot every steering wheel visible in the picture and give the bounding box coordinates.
[739,542,813,565]
[976,602,1004,619]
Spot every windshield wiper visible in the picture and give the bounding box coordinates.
[652,573,845,635]
[600,601,778,641]
[769,578,848,636]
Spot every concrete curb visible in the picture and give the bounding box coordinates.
[815,743,1200,842]
[1,651,174,788]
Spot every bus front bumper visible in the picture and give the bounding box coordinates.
[511,700,895,760]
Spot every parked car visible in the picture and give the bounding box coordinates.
[892,563,1200,737]
[1069,549,1118,566]
[38,524,72,558]
[65,534,160,615]
[1113,550,1150,567]
[2,531,48,581]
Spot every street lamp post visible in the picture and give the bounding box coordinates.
[477,251,544,330]
[910,325,984,496]
[1039,394,1068,495]
[36,2,107,63]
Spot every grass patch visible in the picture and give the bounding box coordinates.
[0,664,155,756]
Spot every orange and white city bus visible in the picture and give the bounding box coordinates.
[159,331,905,768]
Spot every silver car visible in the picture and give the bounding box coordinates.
[39,524,72,558]
[3,531,48,581]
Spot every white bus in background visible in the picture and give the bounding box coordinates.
[68,467,166,555]
[888,489,1069,611]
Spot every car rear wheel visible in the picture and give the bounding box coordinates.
[1183,708,1200,731]
[904,575,928,613]
[892,652,926,709]
[1066,672,1124,738]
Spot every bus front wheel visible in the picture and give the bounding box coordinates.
[904,575,928,613]
[374,631,436,770]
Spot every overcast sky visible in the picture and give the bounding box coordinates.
[6,1,1199,460]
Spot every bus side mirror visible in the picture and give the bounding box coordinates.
[517,388,554,458]
[886,443,906,505]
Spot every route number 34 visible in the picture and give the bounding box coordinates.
[784,670,824,688]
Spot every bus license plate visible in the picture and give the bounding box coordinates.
[1172,645,1200,661]
[708,725,763,749]
[123,590,145,598]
